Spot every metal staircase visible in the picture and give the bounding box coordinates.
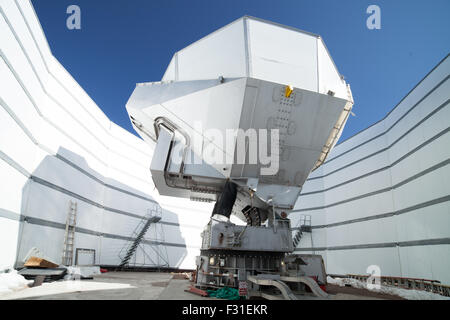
[292,214,312,248]
[62,201,77,266]
[118,204,169,268]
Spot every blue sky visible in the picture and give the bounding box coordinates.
[31,0,450,141]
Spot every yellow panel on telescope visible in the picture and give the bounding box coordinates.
[285,85,294,98]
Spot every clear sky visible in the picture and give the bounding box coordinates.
[31,0,450,142]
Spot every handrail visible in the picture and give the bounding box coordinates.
[153,116,191,175]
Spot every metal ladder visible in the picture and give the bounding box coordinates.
[292,214,311,248]
[62,201,77,266]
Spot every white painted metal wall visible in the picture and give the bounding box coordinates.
[162,16,349,100]
[293,55,450,284]
[0,0,212,271]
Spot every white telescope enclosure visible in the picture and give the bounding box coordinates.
[127,16,353,215]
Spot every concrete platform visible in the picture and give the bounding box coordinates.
[2,272,211,300]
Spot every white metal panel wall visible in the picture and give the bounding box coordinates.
[162,16,349,99]
[247,18,318,92]
[295,55,450,284]
[317,39,347,100]
[162,56,176,82]
[176,18,247,81]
